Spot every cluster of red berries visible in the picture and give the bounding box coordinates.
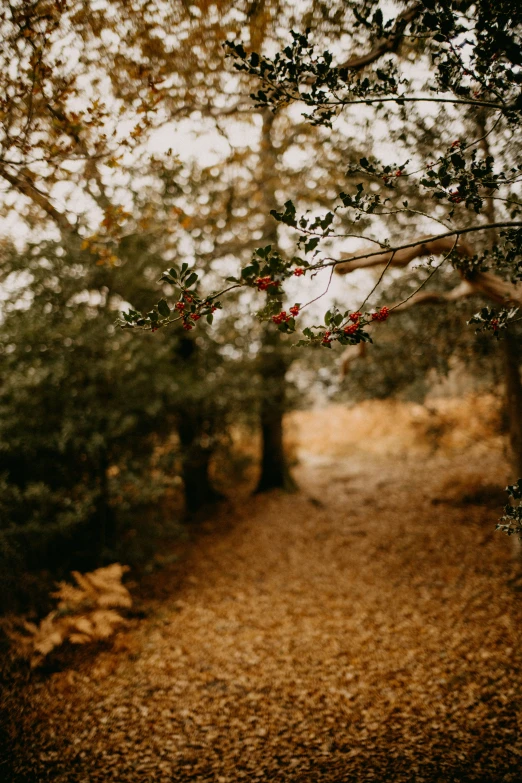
[491,318,499,331]
[178,298,217,331]
[343,312,361,335]
[449,190,463,203]
[294,268,304,276]
[272,305,300,324]
[322,331,332,345]
[256,276,280,291]
[371,306,390,322]
[451,139,461,148]
[272,311,290,324]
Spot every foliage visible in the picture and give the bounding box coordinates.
[497,479,522,538]
[121,2,522,356]
[4,563,131,667]
[0,230,261,611]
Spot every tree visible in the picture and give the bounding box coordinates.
[120,3,522,521]
[123,2,522,362]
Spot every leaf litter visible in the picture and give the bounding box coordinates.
[2,398,522,782]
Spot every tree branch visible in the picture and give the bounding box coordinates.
[327,223,522,275]
[340,3,424,71]
[0,164,76,237]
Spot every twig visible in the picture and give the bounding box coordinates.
[300,266,335,311]
[388,237,458,312]
[358,249,397,312]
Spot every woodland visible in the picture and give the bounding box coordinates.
[1,1,522,781]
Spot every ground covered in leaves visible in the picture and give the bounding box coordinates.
[2,400,522,782]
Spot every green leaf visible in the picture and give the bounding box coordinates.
[241,265,256,279]
[206,313,214,325]
[185,272,198,288]
[304,237,320,253]
[157,299,171,317]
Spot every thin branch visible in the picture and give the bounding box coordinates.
[321,221,522,274]
[0,164,75,236]
[358,249,397,312]
[340,3,424,71]
[388,238,458,312]
[300,266,335,312]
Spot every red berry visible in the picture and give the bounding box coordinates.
[272,310,290,324]
[182,322,193,331]
[343,323,358,335]
[190,313,201,321]
[255,276,270,291]
[349,312,361,323]
[294,268,304,276]
[371,306,390,322]
[449,190,462,203]
[395,170,402,177]
[175,302,185,311]
[289,305,300,316]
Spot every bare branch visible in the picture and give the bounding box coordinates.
[340,3,424,71]
[0,164,75,237]
[391,280,476,312]
[335,235,474,274]
[335,232,522,306]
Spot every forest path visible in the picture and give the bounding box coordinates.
[5,446,522,782]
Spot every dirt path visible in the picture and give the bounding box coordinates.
[4,447,522,782]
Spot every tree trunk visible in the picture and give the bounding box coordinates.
[254,110,296,493]
[477,111,522,481]
[173,334,223,516]
[255,327,296,493]
[503,331,522,480]
[178,410,223,515]
[96,445,115,560]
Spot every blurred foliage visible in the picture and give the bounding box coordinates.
[337,268,505,404]
[0,235,258,612]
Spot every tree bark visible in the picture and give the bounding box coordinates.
[178,410,223,514]
[503,331,522,480]
[256,327,296,493]
[174,334,223,515]
[477,110,522,482]
[254,110,296,493]
[96,446,115,558]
